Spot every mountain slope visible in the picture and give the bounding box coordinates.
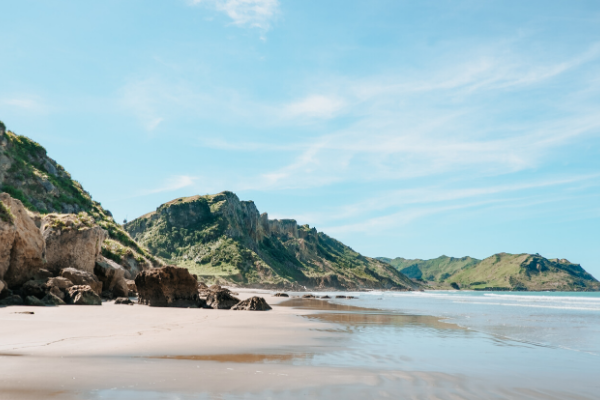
[380,253,599,291]
[125,191,419,290]
[377,255,480,282]
[0,120,161,271]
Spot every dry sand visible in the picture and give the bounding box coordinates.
[0,290,589,399]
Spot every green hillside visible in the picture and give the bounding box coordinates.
[380,253,599,291]
[0,119,161,271]
[125,192,419,290]
[378,255,480,282]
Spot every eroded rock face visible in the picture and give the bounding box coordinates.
[94,256,128,298]
[61,268,102,295]
[67,285,102,305]
[41,213,106,275]
[0,279,5,293]
[231,296,272,311]
[135,265,202,307]
[206,290,240,310]
[125,279,137,296]
[0,194,46,287]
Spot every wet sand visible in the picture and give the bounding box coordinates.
[0,291,595,399]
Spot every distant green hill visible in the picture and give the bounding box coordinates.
[0,120,161,271]
[125,191,419,291]
[379,253,599,291]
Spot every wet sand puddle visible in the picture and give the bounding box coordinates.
[148,353,312,364]
[279,298,465,331]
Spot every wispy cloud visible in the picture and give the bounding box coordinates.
[142,175,198,195]
[283,95,346,119]
[0,95,48,114]
[191,0,279,31]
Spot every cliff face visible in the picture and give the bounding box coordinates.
[380,253,600,291]
[126,191,419,290]
[0,120,161,273]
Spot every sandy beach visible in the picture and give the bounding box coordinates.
[1,290,598,400]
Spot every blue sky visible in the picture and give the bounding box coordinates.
[1,0,600,276]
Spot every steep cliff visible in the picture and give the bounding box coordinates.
[125,192,419,290]
[0,120,161,272]
[380,253,599,291]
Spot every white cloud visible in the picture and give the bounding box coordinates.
[0,96,48,114]
[284,95,346,119]
[192,0,279,31]
[143,175,198,195]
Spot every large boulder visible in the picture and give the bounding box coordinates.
[41,213,106,275]
[47,276,74,290]
[60,268,102,295]
[0,294,23,306]
[66,285,102,305]
[206,290,240,310]
[42,292,65,306]
[231,296,272,311]
[135,265,203,307]
[114,297,134,305]
[21,279,49,299]
[0,194,46,287]
[25,295,45,306]
[94,256,128,298]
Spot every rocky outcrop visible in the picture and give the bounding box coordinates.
[94,256,128,298]
[205,290,240,309]
[0,294,23,306]
[0,194,46,287]
[125,191,420,291]
[135,265,203,307]
[60,268,102,295]
[114,297,134,305]
[66,285,102,305]
[231,296,272,311]
[41,213,106,275]
[273,292,289,297]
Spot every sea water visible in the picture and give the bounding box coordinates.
[300,291,600,395]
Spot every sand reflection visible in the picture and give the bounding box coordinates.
[149,353,312,364]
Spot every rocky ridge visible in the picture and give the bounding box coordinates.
[0,120,161,273]
[125,191,419,291]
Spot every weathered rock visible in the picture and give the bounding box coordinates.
[0,194,46,287]
[302,294,315,299]
[25,295,45,306]
[0,294,23,306]
[61,268,102,295]
[42,292,65,306]
[198,282,209,290]
[47,277,74,290]
[41,213,107,275]
[94,256,128,298]
[67,285,102,305]
[135,265,203,308]
[125,279,137,296]
[32,269,53,281]
[48,285,65,300]
[273,293,289,297]
[0,279,5,293]
[21,280,48,299]
[206,290,240,309]
[335,295,347,299]
[114,297,134,305]
[321,295,331,299]
[231,296,272,311]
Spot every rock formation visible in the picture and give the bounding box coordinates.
[0,193,45,287]
[114,297,134,305]
[94,256,128,298]
[135,265,203,307]
[205,289,240,309]
[67,285,102,305]
[60,268,102,295]
[231,296,272,311]
[41,213,106,275]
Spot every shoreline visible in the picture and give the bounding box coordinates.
[1,290,598,399]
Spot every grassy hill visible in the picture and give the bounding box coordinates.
[0,119,161,271]
[125,191,419,290]
[379,253,600,291]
